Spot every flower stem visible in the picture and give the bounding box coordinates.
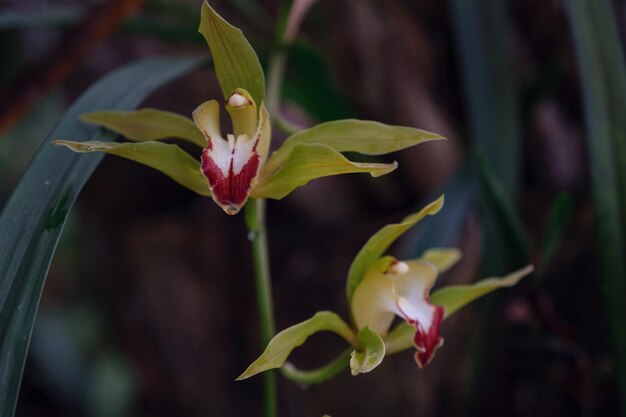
[245,198,277,417]
[266,52,287,115]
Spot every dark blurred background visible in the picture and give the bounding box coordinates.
[1,0,625,416]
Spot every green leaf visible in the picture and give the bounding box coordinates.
[431,264,533,317]
[345,196,445,303]
[475,150,531,265]
[349,326,385,376]
[81,109,206,148]
[419,248,462,274]
[451,0,521,198]
[539,193,573,270]
[251,143,397,200]
[0,56,202,417]
[264,119,444,177]
[237,311,355,380]
[450,0,524,405]
[385,265,533,354]
[199,1,265,105]
[565,0,626,412]
[53,140,210,197]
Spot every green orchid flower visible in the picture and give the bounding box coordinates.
[237,195,534,379]
[53,1,443,215]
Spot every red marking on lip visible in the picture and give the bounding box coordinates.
[410,302,444,368]
[202,132,213,150]
[201,148,260,210]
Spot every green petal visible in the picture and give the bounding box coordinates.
[345,196,445,304]
[237,311,355,380]
[350,326,386,376]
[419,248,462,273]
[53,140,210,196]
[81,109,205,148]
[431,265,534,317]
[264,119,444,176]
[384,265,534,354]
[199,1,265,105]
[251,143,397,200]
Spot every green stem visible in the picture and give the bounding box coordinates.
[281,349,352,385]
[245,199,277,417]
[266,52,287,114]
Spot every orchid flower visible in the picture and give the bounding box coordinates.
[351,258,446,368]
[53,1,443,215]
[192,89,270,214]
[238,196,534,379]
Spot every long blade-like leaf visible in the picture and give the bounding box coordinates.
[0,56,202,417]
[449,1,525,411]
[566,0,626,413]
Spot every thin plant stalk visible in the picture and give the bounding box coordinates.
[245,2,313,414]
[245,198,277,417]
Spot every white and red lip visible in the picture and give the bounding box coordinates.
[351,259,445,368]
[192,92,270,215]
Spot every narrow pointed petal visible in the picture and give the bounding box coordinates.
[384,265,534,355]
[263,119,444,177]
[251,143,397,200]
[351,259,444,368]
[52,140,211,196]
[346,196,445,303]
[431,264,534,317]
[193,100,269,214]
[81,108,206,147]
[237,311,355,380]
[419,248,462,274]
[199,0,265,104]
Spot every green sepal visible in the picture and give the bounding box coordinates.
[419,248,462,273]
[431,264,533,317]
[53,140,210,196]
[263,119,444,176]
[237,311,355,380]
[199,1,265,105]
[384,265,533,354]
[349,326,386,376]
[345,196,445,304]
[81,109,206,147]
[251,143,397,200]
